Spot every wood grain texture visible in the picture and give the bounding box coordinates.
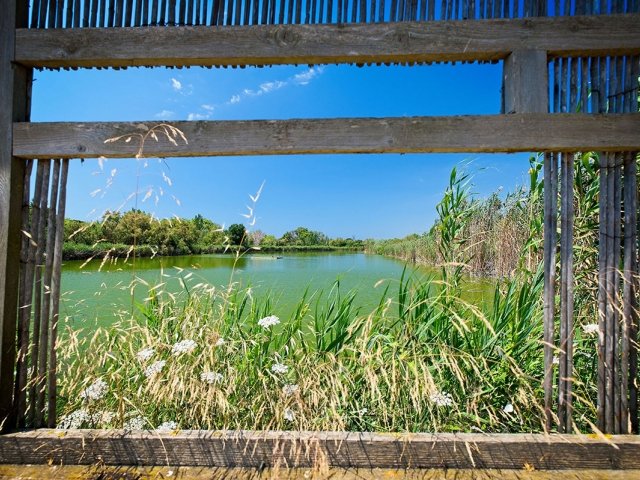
[502,50,548,113]
[14,14,640,69]
[2,465,640,480]
[12,114,640,158]
[1,430,640,469]
[0,0,31,433]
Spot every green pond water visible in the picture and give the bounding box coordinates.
[60,252,494,329]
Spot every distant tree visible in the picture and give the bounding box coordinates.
[261,234,278,246]
[64,219,102,245]
[113,209,153,245]
[249,230,266,246]
[227,223,248,247]
[279,227,329,246]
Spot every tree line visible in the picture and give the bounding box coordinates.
[63,210,364,260]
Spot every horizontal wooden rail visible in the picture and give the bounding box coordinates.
[16,15,640,69]
[12,114,640,158]
[1,430,640,469]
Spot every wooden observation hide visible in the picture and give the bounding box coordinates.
[0,0,639,470]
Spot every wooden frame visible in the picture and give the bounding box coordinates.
[15,15,640,69]
[2,430,640,469]
[0,0,31,433]
[12,114,640,159]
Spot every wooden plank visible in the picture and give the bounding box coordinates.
[558,152,574,433]
[502,49,548,113]
[2,465,640,480]
[0,0,31,433]
[1,430,640,469]
[12,114,640,159]
[542,151,557,432]
[14,14,640,69]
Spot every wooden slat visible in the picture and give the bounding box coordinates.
[543,151,557,432]
[3,465,640,480]
[12,114,640,159]
[14,14,640,69]
[2,430,640,469]
[502,49,548,113]
[0,0,31,433]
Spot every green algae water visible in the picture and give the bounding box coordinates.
[60,252,494,329]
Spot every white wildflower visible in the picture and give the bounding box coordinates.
[553,355,560,365]
[215,337,225,347]
[282,384,299,396]
[172,339,197,355]
[156,421,178,432]
[358,408,368,415]
[503,403,514,414]
[429,391,454,407]
[201,371,223,384]
[57,409,114,429]
[123,416,147,430]
[97,411,116,425]
[136,347,155,362]
[283,408,295,422]
[80,379,108,401]
[57,409,91,429]
[583,323,599,335]
[271,363,288,374]
[258,315,280,329]
[144,360,166,378]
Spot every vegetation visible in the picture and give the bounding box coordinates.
[56,153,635,434]
[365,161,543,278]
[63,211,364,260]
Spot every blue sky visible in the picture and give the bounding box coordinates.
[32,62,533,239]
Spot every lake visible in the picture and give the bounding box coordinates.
[60,252,494,329]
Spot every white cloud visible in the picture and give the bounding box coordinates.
[224,67,324,108]
[155,109,175,119]
[259,80,286,93]
[201,104,215,111]
[171,78,182,91]
[187,112,209,121]
[293,66,324,85]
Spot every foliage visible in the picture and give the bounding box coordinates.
[64,211,364,260]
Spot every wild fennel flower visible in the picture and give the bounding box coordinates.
[124,416,147,430]
[258,315,280,329]
[80,379,108,401]
[136,347,155,362]
[429,391,454,407]
[282,384,299,396]
[144,360,166,378]
[156,421,178,431]
[271,363,288,374]
[201,371,223,384]
[172,339,197,355]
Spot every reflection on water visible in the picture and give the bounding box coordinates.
[61,252,494,329]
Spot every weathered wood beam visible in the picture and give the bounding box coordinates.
[0,0,31,433]
[15,14,640,69]
[1,430,640,469]
[12,114,640,159]
[502,50,548,114]
[1,465,638,479]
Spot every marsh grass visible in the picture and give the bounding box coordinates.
[54,153,637,435]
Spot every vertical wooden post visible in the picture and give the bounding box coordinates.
[558,152,574,433]
[597,152,608,432]
[543,152,557,432]
[622,151,637,434]
[0,0,32,433]
[502,50,548,114]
